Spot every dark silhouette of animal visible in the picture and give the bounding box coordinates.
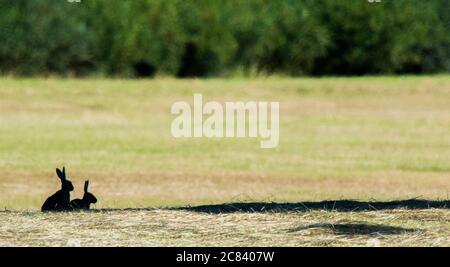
[41,167,74,211]
[70,180,97,210]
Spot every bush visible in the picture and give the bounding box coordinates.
[0,0,448,77]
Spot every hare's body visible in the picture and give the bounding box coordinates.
[70,198,91,210]
[41,167,74,212]
[70,180,97,210]
[41,190,71,211]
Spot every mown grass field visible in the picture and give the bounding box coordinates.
[0,76,449,246]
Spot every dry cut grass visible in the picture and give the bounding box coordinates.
[0,208,448,246]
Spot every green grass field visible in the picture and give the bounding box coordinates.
[0,76,449,246]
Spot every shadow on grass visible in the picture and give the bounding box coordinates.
[288,223,417,236]
[13,198,445,214]
[170,199,449,214]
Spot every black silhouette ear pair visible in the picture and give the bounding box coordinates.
[56,167,66,180]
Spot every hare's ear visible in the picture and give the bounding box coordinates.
[56,168,66,180]
[84,180,89,193]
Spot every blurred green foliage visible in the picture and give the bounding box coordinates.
[0,0,448,77]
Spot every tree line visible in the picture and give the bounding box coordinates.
[0,0,448,77]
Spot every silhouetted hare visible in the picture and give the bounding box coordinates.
[70,180,97,210]
[41,167,74,211]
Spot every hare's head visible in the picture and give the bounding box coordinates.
[56,167,74,192]
[83,180,97,204]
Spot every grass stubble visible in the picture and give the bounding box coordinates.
[0,208,448,246]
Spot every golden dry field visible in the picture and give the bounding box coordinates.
[0,76,449,246]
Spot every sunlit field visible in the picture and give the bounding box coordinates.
[1,208,448,246]
[0,76,449,246]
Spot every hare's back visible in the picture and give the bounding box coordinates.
[41,192,59,211]
[70,199,84,209]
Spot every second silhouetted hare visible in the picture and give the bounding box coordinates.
[70,180,97,210]
[41,167,74,211]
